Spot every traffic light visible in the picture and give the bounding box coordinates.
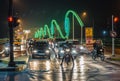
[8,16,13,22]
[114,17,119,23]
[8,16,20,27]
[13,17,20,27]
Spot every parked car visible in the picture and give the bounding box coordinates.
[32,40,50,59]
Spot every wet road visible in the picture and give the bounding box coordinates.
[0,53,120,81]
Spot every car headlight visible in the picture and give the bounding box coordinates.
[45,50,50,54]
[72,50,77,53]
[33,50,37,53]
[60,50,64,53]
[80,46,84,50]
[5,47,9,50]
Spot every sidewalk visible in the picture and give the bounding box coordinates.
[104,51,120,66]
[0,55,29,72]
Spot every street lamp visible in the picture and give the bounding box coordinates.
[81,12,87,44]
[112,15,115,57]
[82,12,87,17]
[102,30,107,43]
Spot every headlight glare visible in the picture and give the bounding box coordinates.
[33,50,37,53]
[45,50,50,54]
[60,50,64,53]
[80,46,84,49]
[72,50,77,53]
[5,47,9,50]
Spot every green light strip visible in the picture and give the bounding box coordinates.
[34,10,84,39]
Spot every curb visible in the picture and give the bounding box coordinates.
[0,56,29,72]
[0,65,27,72]
[105,58,120,66]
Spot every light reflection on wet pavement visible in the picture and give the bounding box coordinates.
[1,54,120,81]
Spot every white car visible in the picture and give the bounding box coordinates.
[32,41,50,59]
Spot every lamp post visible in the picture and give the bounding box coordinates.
[81,12,87,44]
[112,15,115,57]
[72,14,74,40]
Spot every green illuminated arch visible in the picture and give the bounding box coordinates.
[34,10,84,39]
[34,31,39,38]
[39,28,44,38]
[64,10,84,38]
[50,19,65,38]
[44,24,51,38]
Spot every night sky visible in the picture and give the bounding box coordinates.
[0,0,120,38]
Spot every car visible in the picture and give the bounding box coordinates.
[56,41,78,59]
[65,39,90,56]
[66,39,80,47]
[55,41,67,58]
[32,40,50,59]
[66,39,80,54]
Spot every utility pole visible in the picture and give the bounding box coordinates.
[112,15,115,57]
[8,0,16,67]
[72,14,74,40]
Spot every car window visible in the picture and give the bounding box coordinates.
[34,41,49,48]
[66,40,79,45]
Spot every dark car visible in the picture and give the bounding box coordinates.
[32,40,50,59]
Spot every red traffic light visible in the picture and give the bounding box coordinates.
[8,16,20,27]
[8,16,13,22]
[114,17,119,23]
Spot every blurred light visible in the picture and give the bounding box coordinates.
[80,46,84,49]
[8,16,13,22]
[46,60,51,71]
[114,17,119,23]
[82,12,87,17]
[103,30,107,35]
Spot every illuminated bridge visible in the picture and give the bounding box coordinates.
[34,10,84,39]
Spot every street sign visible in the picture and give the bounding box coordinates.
[85,27,93,45]
[110,31,117,38]
[85,27,93,37]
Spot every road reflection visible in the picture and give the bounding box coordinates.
[79,56,86,81]
[29,59,51,71]
[28,55,89,81]
[60,65,74,81]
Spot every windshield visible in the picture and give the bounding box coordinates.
[34,41,49,48]
[67,40,79,45]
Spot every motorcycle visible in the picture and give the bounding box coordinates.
[64,48,71,65]
[61,47,74,66]
[92,48,105,61]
